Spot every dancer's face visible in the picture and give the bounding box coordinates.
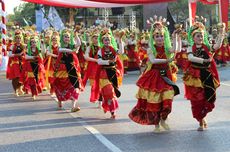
[30,39,36,48]
[154,34,164,46]
[103,37,110,46]
[15,36,21,44]
[52,37,58,46]
[64,34,70,44]
[193,32,204,45]
[92,36,98,45]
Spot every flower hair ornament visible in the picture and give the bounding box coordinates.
[147,15,173,58]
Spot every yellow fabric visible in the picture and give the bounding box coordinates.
[136,88,174,103]
[183,74,203,88]
[99,79,111,88]
[55,71,69,78]
[10,61,19,67]
[89,79,94,86]
[182,54,188,59]
[117,76,123,86]
[183,74,219,88]
[27,72,43,79]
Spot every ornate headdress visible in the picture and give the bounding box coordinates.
[14,29,23,41]
[188,16,210,47]
[60,28,74,48]
[98,20,117,50]
[147,15,172,58]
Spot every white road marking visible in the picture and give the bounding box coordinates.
[51,96,122,152]
[0,92,13,96]
[220,82,230,87]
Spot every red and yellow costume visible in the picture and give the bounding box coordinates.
[127,39,140,71]
[23,48,45,97]
[52,45,82,102]
[183,44,220,121]
[93,46,123,114]
[82,44,99,102]
[129,46,177,125]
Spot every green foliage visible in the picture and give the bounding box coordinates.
[7,3,35,26]
[168,0,216,23]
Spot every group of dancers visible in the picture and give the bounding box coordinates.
[0,15,227,132]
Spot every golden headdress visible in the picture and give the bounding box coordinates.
[147,15,169,36]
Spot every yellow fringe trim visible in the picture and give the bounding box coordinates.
[136,88,174,103]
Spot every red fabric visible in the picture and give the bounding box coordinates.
[6,44,25,80]
[129,45,174,125]
[129,99,172,125]
[22,0,137,8]
[137,46,173,92]
[214,44,229,63]
[77,47,86,77]
[47,46,59,83]
[52,52,82,102]
[220,0,229,32]
[23,53,45,96]
[175,48,189,72]
[184,44,220,121]
[199,0,218,4]
[88,0,176,4]
[190,99,215,122]
[101,84,119,112]
[127,44,140,71]
[92,46,122,102]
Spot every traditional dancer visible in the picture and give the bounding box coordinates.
[6,30,25,96]
[52,29,83,112]
[24,35,45,100]
[183,19,225,131]
[126,32,141,71]
[83,30,101,106]
[93,27,124,119]
[46,31,60,95]
[129,16,181,132]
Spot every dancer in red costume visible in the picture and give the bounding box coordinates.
[129,16,181,133]
[52,29,83,112]
[83,30,101,106]
[46,31,60,95]
[126,32,140,71]
[183,18,225,131]
[6,30,25,96]
[24,35,45,100]
[138,31,149,73]
[93,27,124,119]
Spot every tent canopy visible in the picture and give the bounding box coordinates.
[22,0,176,8]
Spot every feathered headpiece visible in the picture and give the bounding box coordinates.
[188,16,210,47]
[147,15,172,58]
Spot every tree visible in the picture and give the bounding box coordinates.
[7,3,35,26]
[168,0,216,24]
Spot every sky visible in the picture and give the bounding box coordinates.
[6,0,25,14]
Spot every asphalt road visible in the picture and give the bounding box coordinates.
[0,67,230,152]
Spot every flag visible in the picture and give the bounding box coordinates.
[48,7,64,31]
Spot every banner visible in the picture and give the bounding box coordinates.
[35,7,44,32]
[48,7,64,31]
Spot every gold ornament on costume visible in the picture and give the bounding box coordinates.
[147,15,169,36]
[62,29,71,37]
